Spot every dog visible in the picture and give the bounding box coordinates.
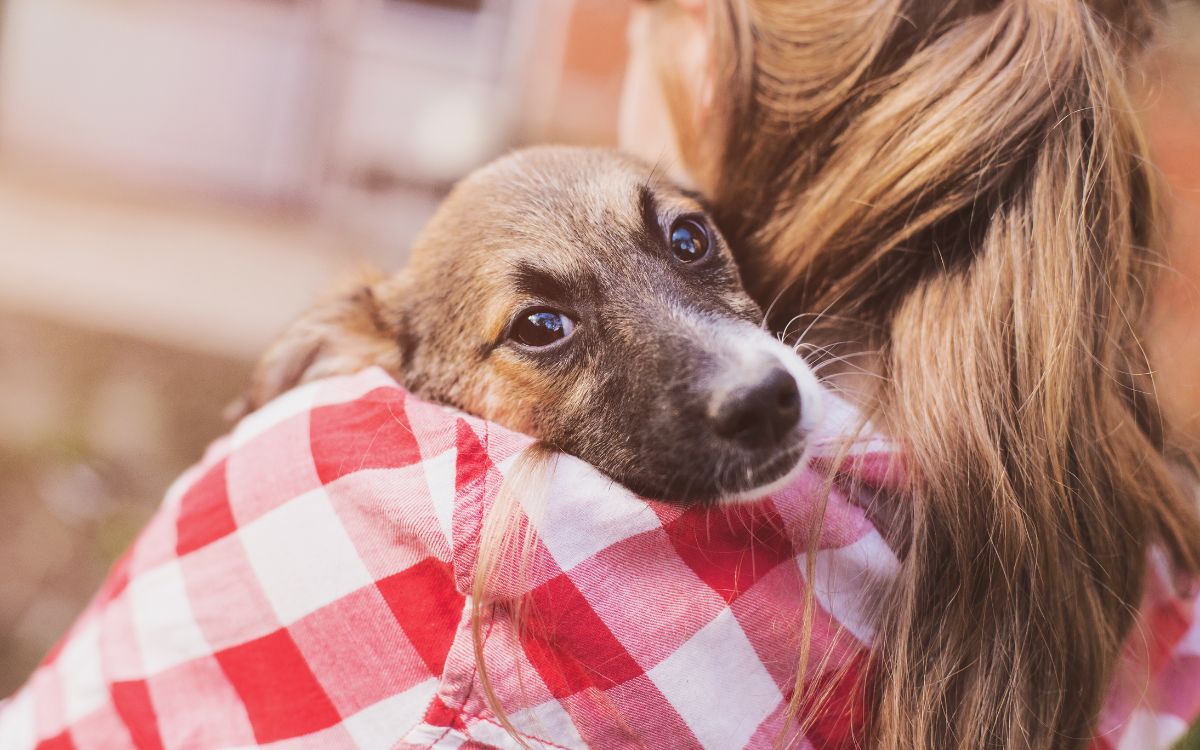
[239,146,822,503]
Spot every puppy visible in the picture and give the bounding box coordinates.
[240,146,821,503]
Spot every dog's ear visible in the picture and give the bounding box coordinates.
[228,272,410,420]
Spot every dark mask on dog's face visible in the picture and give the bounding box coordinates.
[386,147,823,503]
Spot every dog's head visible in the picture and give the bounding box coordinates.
[244,146,822,502]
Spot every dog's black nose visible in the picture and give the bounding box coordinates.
[709,365,802,449]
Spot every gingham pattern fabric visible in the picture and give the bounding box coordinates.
[0,366,1196,750]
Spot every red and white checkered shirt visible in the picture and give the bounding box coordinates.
[1,367,1197,749]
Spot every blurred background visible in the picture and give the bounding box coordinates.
[0,0,633,694]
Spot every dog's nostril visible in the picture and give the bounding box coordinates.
[710,365,802,449]
[777,383,799,410]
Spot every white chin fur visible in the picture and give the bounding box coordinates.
[719,443,813,504]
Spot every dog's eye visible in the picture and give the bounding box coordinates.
[509,308,576,348]
[669,217,709,262]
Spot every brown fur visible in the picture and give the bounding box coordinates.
[240,146,821,503]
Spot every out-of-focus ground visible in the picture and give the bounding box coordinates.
[0,0,632,695]
[0,315,249,692]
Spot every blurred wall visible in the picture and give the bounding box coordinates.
[0,0,325,205]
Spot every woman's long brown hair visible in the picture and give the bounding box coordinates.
[649,0,1200,747]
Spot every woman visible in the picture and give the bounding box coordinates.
[625,0,1200,748]
[2,1,1198,749]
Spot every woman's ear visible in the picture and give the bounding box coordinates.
[229,272,411,420]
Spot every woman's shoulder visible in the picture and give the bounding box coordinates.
[228,368,897,745]
[211,367,902,596]
[0,367,905,749]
